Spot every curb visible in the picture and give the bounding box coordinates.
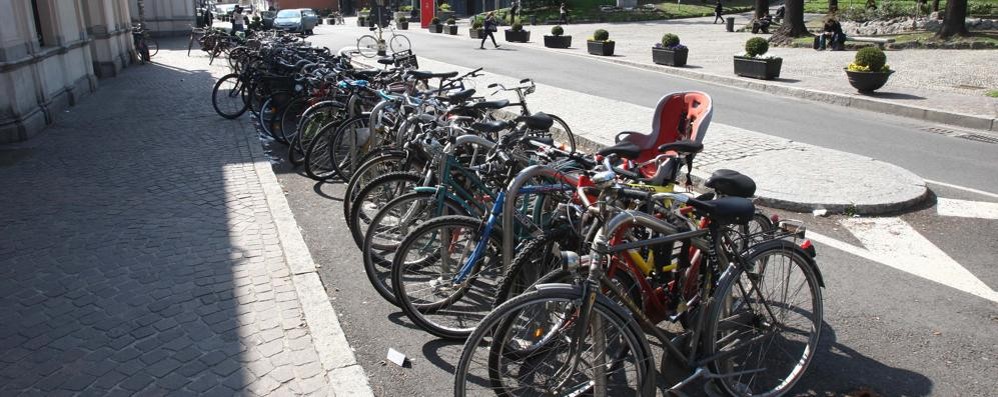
[385,24,997,132]
[246,134,374,396]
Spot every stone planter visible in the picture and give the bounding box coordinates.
[317,18,324,25]
[587,40,615,56]
[357,17,367,27]
[733,56,782,80]
[325,18,335,25]
[544,35,572,48]
[505,29,530,42]
[447,25,458,35]
[398,21,409,30]
[470,29,484,39]
[845,69,894,92]
[429,24,443,33]
[652,47,688,67]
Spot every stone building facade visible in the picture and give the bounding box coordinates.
[128,0,196,37]
[0,0,134,143]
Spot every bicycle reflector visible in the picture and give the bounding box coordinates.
[800,239,816,258]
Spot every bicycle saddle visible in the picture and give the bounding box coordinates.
[407,70,459,80]
[352,69,381,79]
[657,140,703,155]
[597,141,642,160]
[688,196,755,225]
[471,120,513,133]
[441,89,476,103]
[515,113,553,130]
[472,99,510,110]
[377,57,394,65]
[705,169,756,198]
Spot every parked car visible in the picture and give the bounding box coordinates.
[215,4,237,21]
[273,9,318,35]
[260,10,277,29]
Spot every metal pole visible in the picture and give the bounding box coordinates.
[137,0,146,26]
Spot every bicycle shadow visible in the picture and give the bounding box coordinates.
[795,322,933,396]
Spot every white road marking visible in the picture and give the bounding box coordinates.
[936,198,998,220]
[924,179,998,199]
[830,217,998,303]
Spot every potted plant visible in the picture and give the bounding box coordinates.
[845,47,893,92]
[652,33,688,67]
[470,18,484,39]
[397,16,409,30]
[544,25,572,48]
[438,3,454,22]
[429,17,443,33]
[733,37,782,80]
[396,6,412,21]
[505,22,530,42]
[587,29,614,56]
[446,18,458,35]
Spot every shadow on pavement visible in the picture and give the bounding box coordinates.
[862,92,927,100]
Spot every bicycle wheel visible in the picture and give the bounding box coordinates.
[211,73,248,119]
[493,229,573,307]
[343,150,412,224]
[279,97,310,142]
[356,35,379,58]
[290,104,346,166]
[147,37,159,57]
[737,211,775,252]
[347,171,423,247]
[389,34,411,53]
[328,116,371,181]
[454,285,656,396]
[303,124,339,181]
[258,91,292,143]
[391,215,504,339]
[705,239,823,397]
[363,192,468,306]
[547,114,577,154]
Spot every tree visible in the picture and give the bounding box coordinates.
[755,0,769,19]
[931,0,940,12]
[937,0,968,38]
[829,0,838,13]
[770,0,807,42]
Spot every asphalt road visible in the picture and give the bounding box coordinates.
[265,24,998,396]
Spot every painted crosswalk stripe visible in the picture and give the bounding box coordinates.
[936,198,998,220]
[836,217,998,303]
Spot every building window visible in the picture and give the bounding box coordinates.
[31,0,46,46]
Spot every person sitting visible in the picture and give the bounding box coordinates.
[752,12,773,34]
[818,18,846,50]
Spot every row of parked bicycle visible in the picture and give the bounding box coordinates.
[205,32,825,396]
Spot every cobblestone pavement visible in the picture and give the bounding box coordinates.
[0,43,354,395]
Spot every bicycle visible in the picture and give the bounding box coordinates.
[356,23,411,58]
[132,23,158,63]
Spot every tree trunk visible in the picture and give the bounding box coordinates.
[828,0,838,13]
[931,0,940,12]
[937,0,968,38]
[770,0,807,43]
[755,0,769,19]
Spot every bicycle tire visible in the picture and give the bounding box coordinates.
[328,116,372,181]
[211,73,248,119]
[147,38,159,57]
[454,285,656,396]
[303,124,339,181]
[356,35,379,58]
[362,191,468,306]
[389,34,411,53]
[342,149,411,225]
[279,96,310,142]
[493,229,572,307]
[347,171,423,248]
[547,113,577,154]
[258,91,292,143]
[704,239,823,397]
[391,215,503,339]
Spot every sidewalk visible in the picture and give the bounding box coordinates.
[407,14,998,131]
[0,42,370,395]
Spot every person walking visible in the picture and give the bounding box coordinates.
[509,0,519,25]
[231,6,245,33]
[480,12,500,49]
[713,1,724,24]
[559,3,569,24]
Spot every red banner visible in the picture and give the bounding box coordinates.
[420,0,435,28]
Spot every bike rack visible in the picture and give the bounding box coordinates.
[501,165,579,271]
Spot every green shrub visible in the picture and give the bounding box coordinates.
[360,7,370,13]
[472,19,483,29]
[661,33,680,47]
[745,37,769,57]
[447,18,456,24]
[431,17,440,25]
[593,29,609,41]
[439,3,452,11]
[854,46,886,71]
[400,5,413,11]
[512,22,523,31]
[397,16,407,23]
[551,25,564,36]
